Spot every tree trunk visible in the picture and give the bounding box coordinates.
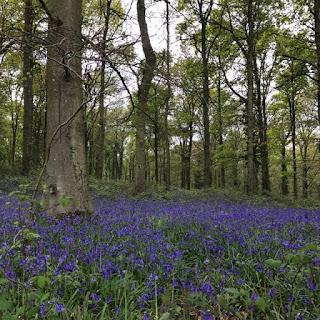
[289,97,298,200]
[254,57,270,192]
[164,0,171,188]
[217,72,225,188]
[301,143,308,198]
[42,0,93,216]
[246,0,258,194]
[201,18,212,188]
[180,140,186,189]
[261,95,270,191]
[96,0,112,179]
[10,112,19,166]
[154,105,159,183]
[134,0,156,195]
[186,121,193,190]
[314,0,320,125]
[22,0,34,175]
[281,140,288,196]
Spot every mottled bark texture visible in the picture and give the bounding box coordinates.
[42,0,93,216]
[134,0,156,195]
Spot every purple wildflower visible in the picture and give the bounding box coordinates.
[308,280,318,292]
[40,302,46,318]
[251,293,259,301]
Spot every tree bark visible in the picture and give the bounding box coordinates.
[217,72,225,188]
[154,103,159,183]
[22,0,34,175]
[254,57,270,192]
[164,0,171,188]
[246,0,258,194]
[281,139,289,196]
[300,143,308,198]
[186,120,193,190]
[134,0,156,195]
[289,97,298,200]
[96,0,112,179]
[42,0,93,216]
[314,0,320,125]
[201,13,212,188]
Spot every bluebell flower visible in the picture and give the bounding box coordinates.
[201,311,214,320]
[106,296,112,304]
[269,288,277,298]
[308,280,318,292]
[56,302,65,313]
[91,292,101,302]
[40,302,46,318]
[251,293,259,301]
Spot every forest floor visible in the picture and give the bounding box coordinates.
[0,176,319,319]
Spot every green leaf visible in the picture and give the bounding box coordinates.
[41,292,50,301]
[159,312,171,320]
[285,253,294,262]
[17,305,25,315]
[58,196,77,209]
[0,278,9,284]
[217,294,227,306]
[301,243,316,252]
[37,276,46,289]
[26,306,40,317]
[265,259,282,269]
[225,288,239,295]
[0,297,11,311]
[58,197,70,208]
[9,191,20,197]
[24,232,41,240]
[287,254,301,265]
[175,305,182,313]
[255,297,266,312]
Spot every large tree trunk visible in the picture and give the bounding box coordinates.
[246,0,258,194]
[134,0,156,195]
[42,0,93,216]
[22,0,34,175]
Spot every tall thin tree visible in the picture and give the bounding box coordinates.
[22,0,34,175]
[96,0,112,179]
[164,0,171,188]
